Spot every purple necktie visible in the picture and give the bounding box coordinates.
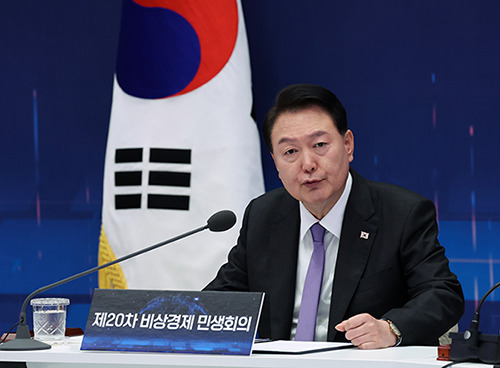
[295,222,326,341]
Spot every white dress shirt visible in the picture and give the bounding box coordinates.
[290,173,352,341]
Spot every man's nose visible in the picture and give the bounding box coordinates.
[301,151,317,173]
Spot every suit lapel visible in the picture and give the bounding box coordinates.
[266,192,301,339]
[327,170,378,341]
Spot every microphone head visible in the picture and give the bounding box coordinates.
[207,210,237,232]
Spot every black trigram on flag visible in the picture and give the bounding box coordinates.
[114,148,191,210]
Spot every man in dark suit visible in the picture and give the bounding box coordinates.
[204,84,464,349]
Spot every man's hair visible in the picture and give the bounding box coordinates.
[262,84,348,152]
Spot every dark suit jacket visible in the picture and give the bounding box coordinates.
[204,169,464,345]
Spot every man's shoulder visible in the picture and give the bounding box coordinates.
[250,186,296,207]
[367,179,427,201]
[352,169,432,208]
[242,186,299,228]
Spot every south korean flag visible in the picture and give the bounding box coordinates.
[98,0,264,290]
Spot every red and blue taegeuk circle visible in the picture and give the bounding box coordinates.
[116,0,238,99]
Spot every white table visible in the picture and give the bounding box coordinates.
[0,337,493,368]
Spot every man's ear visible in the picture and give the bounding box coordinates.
[344,129,354,162]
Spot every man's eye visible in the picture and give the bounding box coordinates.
[315,142,326,148]
[284,149,296,155]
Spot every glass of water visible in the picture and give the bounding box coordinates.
[30,298,70,342]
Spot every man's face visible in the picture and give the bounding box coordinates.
[271,105,354,219]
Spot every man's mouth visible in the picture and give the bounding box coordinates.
[303,178,322,187]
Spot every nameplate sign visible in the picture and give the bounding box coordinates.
[81,289,264,355]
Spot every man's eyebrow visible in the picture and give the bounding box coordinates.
[276,131,328,146]
[310,130,328,139]
[277,136,295,146]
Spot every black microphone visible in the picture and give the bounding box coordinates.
[207,210,237,232]
[0,210,237,351]
[450,281,500,364]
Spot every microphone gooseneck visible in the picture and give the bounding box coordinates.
[464,280,500,348]
[0,210,236,351]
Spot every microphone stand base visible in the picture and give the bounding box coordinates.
[450,332,500,364]
[0,324,51,351]
[0,337,51,351]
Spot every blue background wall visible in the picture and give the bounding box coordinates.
[1,0,499,336]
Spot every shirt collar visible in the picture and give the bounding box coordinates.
[299,172,353,240]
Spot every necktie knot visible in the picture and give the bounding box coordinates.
[310,223,325,244]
